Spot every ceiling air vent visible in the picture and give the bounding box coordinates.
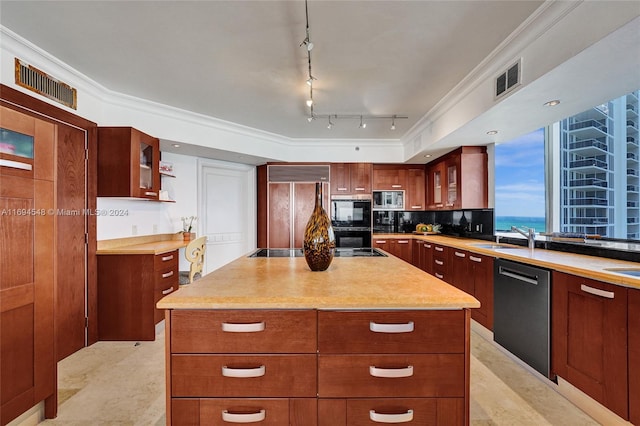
[495,58,521,100]
[14,58,77,109]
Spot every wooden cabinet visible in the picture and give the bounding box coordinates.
[427,147,487,210]
[168,310,318,425]
[432,243,449,283]
[467,252,494,330]
[1,106,56,424]
[330,163,372,195]
[97,127,160,200]
[449,248,473,295]
[267,181,329,248]
[372,164,406,190]
[629,288,640,425]
[552,272,628,419]
[98,250,178,341]
[372,237,390,254]
[389,238,412,263]
[406,167,426,210]
[317,310,467,426]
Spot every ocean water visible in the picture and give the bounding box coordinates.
[495,216,546,232]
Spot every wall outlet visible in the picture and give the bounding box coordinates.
[152,224,158,234]
[132,225,138,235]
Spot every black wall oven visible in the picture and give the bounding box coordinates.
[330,195,372,248]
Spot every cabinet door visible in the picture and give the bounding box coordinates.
[330,163,350,195]
[427,162,445,209]
[135,130,160,199]
[629,288,640,425]
[445,157,459,209]
[449,249,472,294]
[552,272,628,419]
[350,163,372,194]
[293,182,316,248]
[390,238,412,263]
[468,253,493,330]
[406,167,426,210]
[372,238,390,254]
[411,239,423,268]
[421,242,433,275]
[1,107,56,424]
[372,166,406,190]
[268,183,292,248]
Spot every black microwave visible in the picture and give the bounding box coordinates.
[330,196,372,229]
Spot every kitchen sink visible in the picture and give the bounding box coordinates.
[603,268,640,277]
[469,243,522,250]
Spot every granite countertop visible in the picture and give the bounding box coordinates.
[374,233,640,290]
[157,253,480,310]
[97,233,188,255]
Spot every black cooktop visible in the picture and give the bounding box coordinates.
[249,248,386,258]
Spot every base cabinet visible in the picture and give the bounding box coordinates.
[98,250,178,341]
[167,309,470,425]
[629,288,640,425]
[552,271,628,420]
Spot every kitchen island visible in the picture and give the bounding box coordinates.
[158,250,479,425]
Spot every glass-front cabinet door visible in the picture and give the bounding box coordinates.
[446,163,457,207]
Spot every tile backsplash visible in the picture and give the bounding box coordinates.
[373,209,494,238]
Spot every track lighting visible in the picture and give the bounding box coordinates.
[298,1,407,129]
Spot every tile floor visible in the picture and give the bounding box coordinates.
[37,326,599,425]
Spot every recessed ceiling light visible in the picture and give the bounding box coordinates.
[544,99,561,107]
[424,154,431,158]
[486,130,498,135]
[172,144,180,148]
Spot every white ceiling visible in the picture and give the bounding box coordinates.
[1,1,639,164]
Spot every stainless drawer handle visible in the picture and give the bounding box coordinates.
[391,184,402,188]
[580,284,615,299]
[161,286,174,295]
[469,255,482,263]
[221,365,265,378]
[337,187,348,191]
[435,260,444,266]
[375,240,387,244]
[354,187,365,191]
[369,409,414,423]
[222,409,266,423]
[161,254,174,261]
[411,205,422,209]
[398,240,409,244]
[222,321,266,333]
[370,321,414,333]
[144,191,158,196]
[161,271,174,278]
[454,251,466,258]
[435,246,444,252]
[424,244,431,248]
[369,365,413,378]
[435,273,444,279]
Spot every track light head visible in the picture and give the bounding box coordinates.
[306,98,313,107]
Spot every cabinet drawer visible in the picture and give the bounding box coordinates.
[171,310,317,353]
[318,354,464,397]
[154,250,178,271]
[172,354,317,397]
[172,398,317,426]
[154,285,176,324]
[318,310,464,353]
[155,266,178,289]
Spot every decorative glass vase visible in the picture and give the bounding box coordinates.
[303,182,335,271]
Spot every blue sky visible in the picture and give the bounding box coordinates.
[494,128,546,217]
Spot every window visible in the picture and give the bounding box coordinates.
[494,128,546,233]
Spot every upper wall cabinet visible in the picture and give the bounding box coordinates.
[97,127,160,200]
[372,164,406,190]
[427,146,487,210]
[330,163,372,196]
[373,164,426,210]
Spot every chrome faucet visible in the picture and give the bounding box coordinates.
[511,226,536,249]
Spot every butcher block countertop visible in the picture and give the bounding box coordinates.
[157,252,480,310]
[375,233,640,290]
[97,233,188,255]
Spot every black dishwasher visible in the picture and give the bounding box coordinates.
[494,259,552,379]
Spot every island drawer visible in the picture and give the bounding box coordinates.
[170,310,317,353]
[154,250,178,271]
[318,398,464,426]
[172,398,317,425]
[172,354,317,397]
[318,354,465,397]
[318,310,465,353]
